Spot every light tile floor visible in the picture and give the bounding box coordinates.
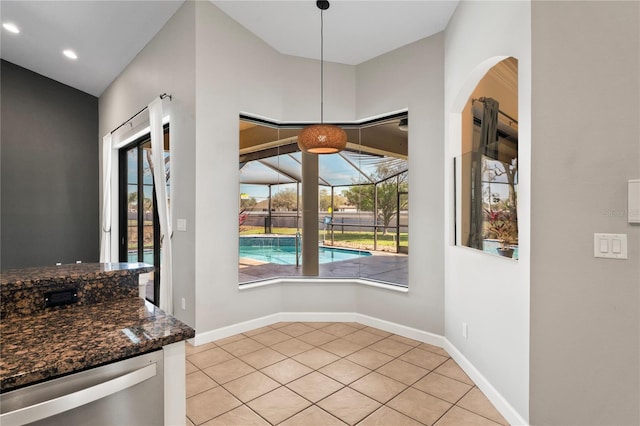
[186,322,509,426]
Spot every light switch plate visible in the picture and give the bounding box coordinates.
[177,218,187,232]
[594,233,628,259]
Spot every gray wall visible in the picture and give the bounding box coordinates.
[531,1,640,424]
[1,60,99,270]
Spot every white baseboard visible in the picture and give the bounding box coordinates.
[352,313,447,348]
[193,312,528,425]
[442,340,528,426]
[278,312,359,323]
[194,313,281,345]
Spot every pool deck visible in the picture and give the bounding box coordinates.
[239,252,408,286]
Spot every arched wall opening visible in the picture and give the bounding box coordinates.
[444,50,530,424]
[456,57,519,259]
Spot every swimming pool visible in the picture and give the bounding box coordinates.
[128,250,155,265]
[239,236,371,265]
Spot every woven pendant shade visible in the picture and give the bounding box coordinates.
[298,0,346,155]
[298,124,347,154]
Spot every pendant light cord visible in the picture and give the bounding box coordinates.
[320,8,324,124]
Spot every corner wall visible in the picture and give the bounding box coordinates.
[444,1,531,422]
[530,2,640,424]
[194,1,286,332]
[356,34,445,334]
[98,1,197,327]
[193,2,446,339]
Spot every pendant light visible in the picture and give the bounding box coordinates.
[298,0,347,154]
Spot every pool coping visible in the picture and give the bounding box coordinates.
[238,277,408,293]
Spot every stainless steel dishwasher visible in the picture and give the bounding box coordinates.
[0,349,163,426]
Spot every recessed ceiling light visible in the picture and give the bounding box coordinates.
[63,49,78,60]
[2,23,20,34]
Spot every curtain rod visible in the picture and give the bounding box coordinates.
[472,97,518,125]
[110,93,172,135]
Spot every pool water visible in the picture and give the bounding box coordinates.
[128,250,155,265]
[239,244,371,265]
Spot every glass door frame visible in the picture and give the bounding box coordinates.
[118,125,168,305]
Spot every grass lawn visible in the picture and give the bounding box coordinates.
[240,226,298,236]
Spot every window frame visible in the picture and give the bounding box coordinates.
[239,113,409,287]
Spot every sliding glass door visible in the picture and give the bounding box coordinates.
[119,125,169,304]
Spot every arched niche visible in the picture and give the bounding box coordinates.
[454,57,519,259]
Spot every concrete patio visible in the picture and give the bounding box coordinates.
[239,253,408,286]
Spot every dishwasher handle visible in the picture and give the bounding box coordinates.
[0,363,157,426]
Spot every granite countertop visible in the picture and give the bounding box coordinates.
[1,262,154,289]
[0,297,195,392]
[1,263,156,319]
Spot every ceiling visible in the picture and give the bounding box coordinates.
[0,1,185,96]
[0,0,458,97]
[212,1,458,65]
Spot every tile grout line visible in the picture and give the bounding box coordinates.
[186,322,507,426]
[189,328,414,424]
[190,334,349,423]
[449,402,507,426]
[234,325,374,424]
[289,325,439,425]
[428,385,476,426]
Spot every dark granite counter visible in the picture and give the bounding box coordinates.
[1,263,155,318]
[0,297,194,392]
[0,263,195,393]
[1,263,154,289]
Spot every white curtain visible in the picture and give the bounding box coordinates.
[149,98,173,313]
[99,133,113,262]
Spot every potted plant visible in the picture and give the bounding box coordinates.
[484,208,516,258]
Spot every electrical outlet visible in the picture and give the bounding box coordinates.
[462,322,468,339]
[181,297,186,310]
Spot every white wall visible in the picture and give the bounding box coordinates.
[356,35,445,334]
[93,2,640,422]
[99,1,196,327]
[281,54,356,123]
[193,2,360,334]
[194,1,285,333]
[97,1,538,420]
[97,0,446,341]
[444,1,531,422]
[193,1,446,337]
